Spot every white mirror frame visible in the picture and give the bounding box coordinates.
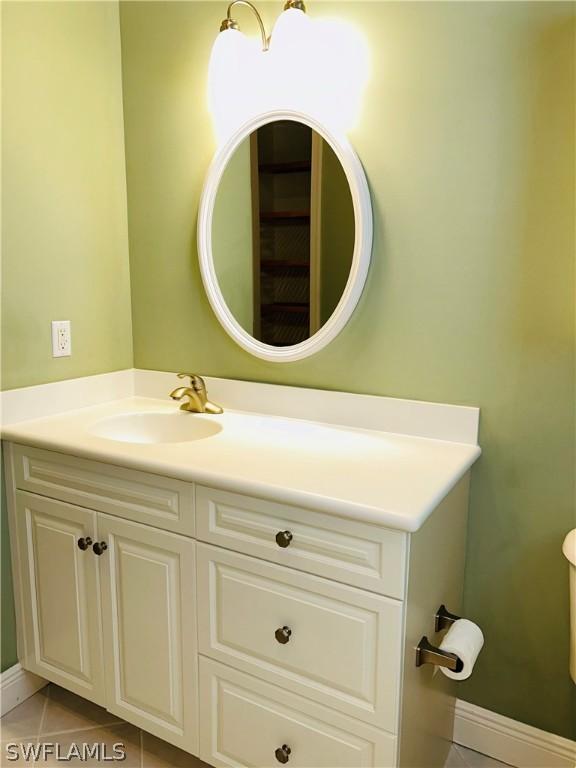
[198,109,372,362]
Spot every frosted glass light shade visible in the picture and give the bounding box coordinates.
[269,8,312,58]
[268,9,313,111]
[313,18,370,132]
[207,8,370,144]
[208,28,258,142]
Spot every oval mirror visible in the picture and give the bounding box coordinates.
[198,113,372,362]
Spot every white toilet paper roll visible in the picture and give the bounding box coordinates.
[439,619,484,680]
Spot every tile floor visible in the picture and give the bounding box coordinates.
[1,684,511,767]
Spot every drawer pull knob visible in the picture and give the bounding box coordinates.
[92,541,108,556]
[275,626,292,644]
[77,537,93,551]
[275,745,291,764]
[275,530,293,548]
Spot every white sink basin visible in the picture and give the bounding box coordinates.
[91,412,222,445]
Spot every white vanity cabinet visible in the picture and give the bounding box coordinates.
[5,441,471,768]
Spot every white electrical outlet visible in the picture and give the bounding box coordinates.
[51,320,71,357]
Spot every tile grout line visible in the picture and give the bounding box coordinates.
[454,743,511,768]
[37,720,127,739]
[35,684,50,746]
[454,744,475,767]
[36,683,125,741]
[448,744,468,768]
[3,685,122,743]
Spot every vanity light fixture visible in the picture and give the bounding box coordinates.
[216,0,307,52]
[208,0,368,144]
[208,0,311,141]
[218,0,270,51]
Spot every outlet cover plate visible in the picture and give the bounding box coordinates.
[51,320,71,357]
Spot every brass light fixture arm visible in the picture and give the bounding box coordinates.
[222,0,269,51]
[284,0,306,11]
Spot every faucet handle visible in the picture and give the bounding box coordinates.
[177,373,205,392]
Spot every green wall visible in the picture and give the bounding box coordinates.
[1,1,132,391]
[119,1,575,739]
[1,1,132,670]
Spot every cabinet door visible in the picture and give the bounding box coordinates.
[98,513,198,754]
[14,491,105,704]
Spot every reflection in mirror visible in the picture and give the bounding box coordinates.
[212,120,354,347]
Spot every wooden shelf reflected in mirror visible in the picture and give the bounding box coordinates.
[251,121,315,346]
[259,160,312,174]
[260,260,310,270]
[260,211,310,222]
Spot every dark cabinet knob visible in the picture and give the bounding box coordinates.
[275,626,292,644]
[275,530,293,548]
[92,541,108,556]
[275,745,291,764]
[77,537,93,551]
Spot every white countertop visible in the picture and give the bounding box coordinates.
[2,395,481,532]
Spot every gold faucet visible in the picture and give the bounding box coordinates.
[170,373,223,414]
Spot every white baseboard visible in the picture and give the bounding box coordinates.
[454,699,576,768]
[0,663,47,716]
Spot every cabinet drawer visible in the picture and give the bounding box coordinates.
[199,657,397,768]
[11,444,195,536]
[196,486,407,599]
[197,544,402,731]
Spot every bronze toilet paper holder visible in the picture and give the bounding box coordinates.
[415,604,464,672]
